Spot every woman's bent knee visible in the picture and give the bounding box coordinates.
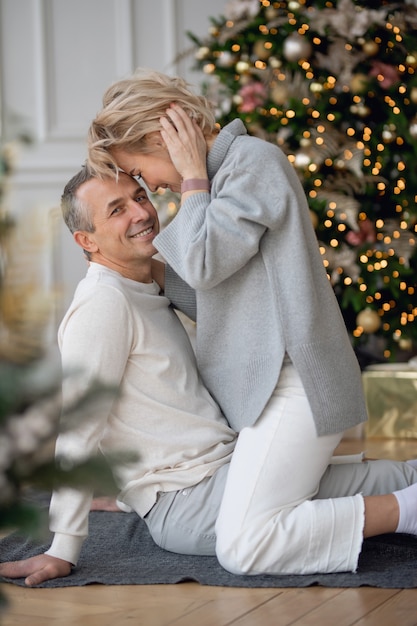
[215,539,253,576]
[216,525,287,575]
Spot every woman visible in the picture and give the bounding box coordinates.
[86,68,417,576]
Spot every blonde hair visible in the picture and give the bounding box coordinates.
[87,68,217,178]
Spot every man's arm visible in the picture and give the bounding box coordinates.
[44,285,133,566]
[0,554,71,587]
[1,285,133,584]
[0,494,124,586]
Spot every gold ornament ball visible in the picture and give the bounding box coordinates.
[382,130,394,142]
[350,73,368,94]
[310,82,323,94]
[253,40,272,61]
[359,105,371,117]
[382,124,396,142]
[270,84,289,105]
[236,60,250,73]
[409,118,417,139]
[269,57,282,69]
[265,7,278,20]
[238,74,252,86]
[356,308,381,334]
[196,46,210,60]
[398,337,413,351]
[350,102,370,118]
[406,53,417,69]
[410,87,417,104]
[203,63,215,75]
[362,40,379,57]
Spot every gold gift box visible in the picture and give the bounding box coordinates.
[363,364,417,438]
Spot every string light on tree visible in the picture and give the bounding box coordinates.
[188,0,417,363]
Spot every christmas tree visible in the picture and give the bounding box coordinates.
[188,0,417,364]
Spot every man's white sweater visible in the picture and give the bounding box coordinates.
[46,263,236,565]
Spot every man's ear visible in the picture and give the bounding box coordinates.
[73,231,98,253]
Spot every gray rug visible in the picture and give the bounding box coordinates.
[1,506,417,589]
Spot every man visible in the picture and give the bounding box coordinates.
[1,167,417,585]
[0,166,236,585]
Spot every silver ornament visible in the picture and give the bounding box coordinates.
[283,34,312,62]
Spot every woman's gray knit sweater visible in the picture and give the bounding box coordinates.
[154,119,368,436]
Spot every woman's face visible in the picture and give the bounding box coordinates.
[112,147,182,194]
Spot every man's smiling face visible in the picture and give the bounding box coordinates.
[75,173,160,281]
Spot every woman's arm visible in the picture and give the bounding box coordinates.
[156,108,295,289]
[164,264,197,321]
[151,258,166,291]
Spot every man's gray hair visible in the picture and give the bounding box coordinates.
[61,165,96,235]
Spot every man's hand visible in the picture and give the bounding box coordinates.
[0,554,72,587]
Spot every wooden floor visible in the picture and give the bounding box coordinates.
[1,437,417,626]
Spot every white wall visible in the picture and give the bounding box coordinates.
[0,0,226,320]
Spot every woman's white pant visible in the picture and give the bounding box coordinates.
[215,359,365,575]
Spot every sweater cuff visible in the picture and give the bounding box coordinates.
[45,532,86,566]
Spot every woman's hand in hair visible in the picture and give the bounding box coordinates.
[160,104,208,181]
